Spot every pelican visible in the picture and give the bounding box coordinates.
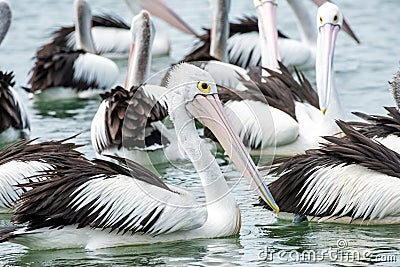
[259,120,400,225]
[0,137,82,213]
[184,0,359,69]
[0,63,279,250]
[38,0,197,59]
[26,0,119,98]
[0,0,29,142]
[194,1,344,155]
[182,0,306,153]
[347,68,400,154]
[91,11,186,165]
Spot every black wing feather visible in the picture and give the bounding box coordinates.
[0,71,28,133]
[259,120,400,219]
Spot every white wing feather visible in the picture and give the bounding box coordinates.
[68,174,207,235]
[299,164,400,221]
[91,100,109,154]
[73,54,119,89]
[225,100,299,148]
[227,32,315,69]
[0,160,51,210]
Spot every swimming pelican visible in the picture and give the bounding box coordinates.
[259,120,400,225]
[181,0,300,154]
[37,0,196,58]
[184,0,359,69]
[0,63,279,250]
[0,137,82,213]
[219,2,345,155]
[0,0,29,141]
[91,11,185,165]
[347,68,400,153]
[26,0,119,98]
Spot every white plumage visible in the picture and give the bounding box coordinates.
[72,53,119,89]
[91,100,109,154]
[0,161,51,212]
[224,100,299,149]
[69,175,207,234]
[66,26,170,58]
[298,164,400,223]
[373,135,400,154]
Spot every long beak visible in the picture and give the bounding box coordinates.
[310,0,360,43]
[124,43,135,89]
[255,0,280,71]
[128,0,198,37]
[316,23,339,114]
[186,94,279,214]
[209,0,230,62]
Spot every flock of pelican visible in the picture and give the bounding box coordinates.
[0,0,399,250]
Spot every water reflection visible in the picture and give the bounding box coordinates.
[257,221,400,265]
[10,238,243,267]
[32,95,96,119]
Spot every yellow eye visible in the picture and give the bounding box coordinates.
[319,17,323,24]
[197,81,211,93]
[333,14,338,23]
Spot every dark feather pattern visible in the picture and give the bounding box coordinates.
[259,120,400,220]
[26,47,92,93]
[0,71,29,133]
[347,107,400,138]
[183,16,288,63]
[0,135,83,167]
[27,14,128,93]
[91,13,129,29]
[0,136,84,208]
[36,14,129,58]
[97,85,169,152]
[205,63,317,145]
[12,155,172,233]
[218,62,318,120]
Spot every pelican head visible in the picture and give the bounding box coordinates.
[0,0,11,46]
[315,2,342,115]
[74,0,96,54]
[125,10,155,88]
[164,63,279,213]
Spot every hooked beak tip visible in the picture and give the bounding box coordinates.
[275,206,280,215]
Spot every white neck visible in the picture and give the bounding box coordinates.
[170,99,232,203]
[125,24,154,89]
[75,0,96,53]
[286,0,317,46]
[210,0,230,62]
[321,76,343,134]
